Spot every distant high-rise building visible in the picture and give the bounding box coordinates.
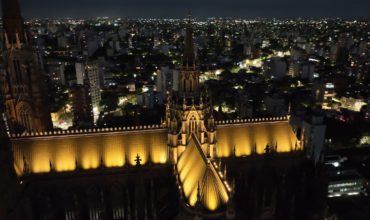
[301,62,315,81]
[48,62,66,85]
[312,82,336,110]
[366,96,370,121]
[265,94,286,116]
[243,43,252,57]
[70,84,93,126]
[57,35,67,49]
[86,32,99,57]
[97,56,106,87]
[156,66,168,94]
[264,57,288,80]
[302,114,326,164]
[86,61,101,124]
[0,0,52,132]
[330,43,339,64]
[288,62,300,77]
[75,62,85,85]
[72,60,101,124]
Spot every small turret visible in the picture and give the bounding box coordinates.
[165,93,171,127]
[226,180,236,219]
[170,115,178,134]
[15,33,21,49]
[183,97,187,110]
[207,114,215,131]
[217,103,224,120]
[4,33,10,49]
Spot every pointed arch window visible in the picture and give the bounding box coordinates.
[190,115,197,133]
[110,185,125,220]
[63,192,78,220]
[87,187,104,220]
[19,104,32,131]
[13,59,22,83]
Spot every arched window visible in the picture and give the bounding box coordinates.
[19,104,32,131]
[36,191,53,219]
[190,115,197,133]
[13,59,22,83]
[62,191,78,220]
[6,104,12,116]
[110,184,125,220]
[87,187,103,220]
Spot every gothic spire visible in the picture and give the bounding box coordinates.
[183,12,195,67]
[2,0,25,45]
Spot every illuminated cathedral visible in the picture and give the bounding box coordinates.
[0,1,326,220]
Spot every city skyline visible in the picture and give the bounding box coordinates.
[1,0,370,219]
[2,0,370,19]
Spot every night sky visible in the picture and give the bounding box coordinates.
[7,0,370,19]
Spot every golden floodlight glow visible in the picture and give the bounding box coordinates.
[54,139,76,171]
[177,135,229,211]
[202,166,229,211]
[80,137,100,169]
[217,121,299,157]
[150,134,168,164]
[29,141,51,173]
[11,130,168,175]
[127,133,148,165]
[103,136,125,167]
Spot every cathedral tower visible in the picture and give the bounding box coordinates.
[167,16,216,164]
[2,0,25,46]
[0,0,52,132]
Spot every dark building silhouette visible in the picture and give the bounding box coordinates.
[1,0,24,44]
[70,84,93,127]
[0,0,52,133]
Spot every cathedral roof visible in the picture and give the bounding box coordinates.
[217,120,300,157]
[10,128,168,175]
[177,133,229,211]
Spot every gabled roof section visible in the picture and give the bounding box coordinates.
[177,133,229,211]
